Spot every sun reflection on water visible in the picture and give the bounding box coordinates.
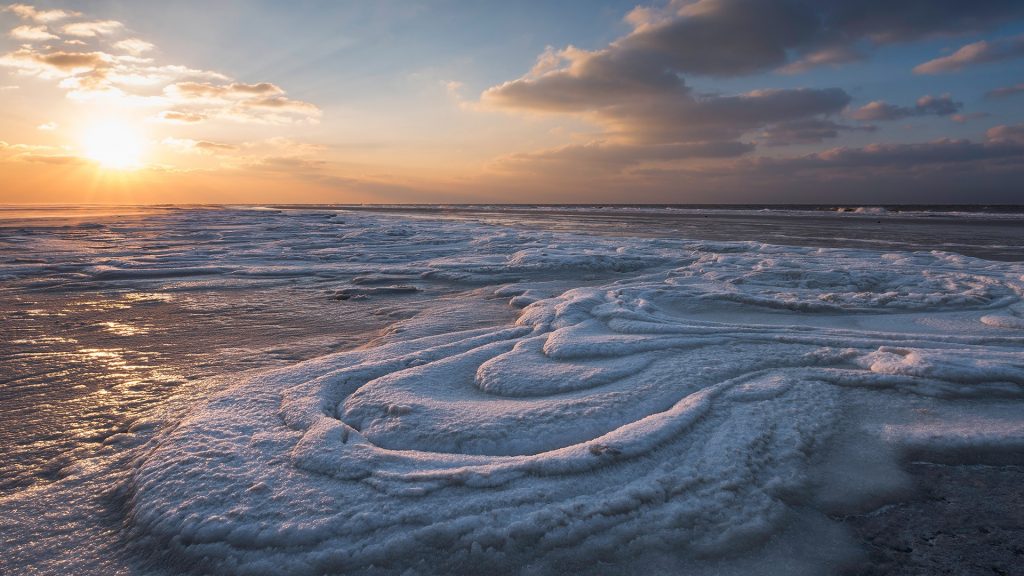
[98,321,150,336]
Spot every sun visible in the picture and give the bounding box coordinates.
[82,121,145,170]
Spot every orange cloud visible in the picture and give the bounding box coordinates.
[5,3,79,23]
[9,24,56,41]
[166,81,284,99]
[156,110,207,124]
[0,47,110,76]
[163,137,239,154]
[163,81,320,124]
[914,35,1024,74]
[0,43,318,123]
[61,19,123,38]
[113,38,155,56]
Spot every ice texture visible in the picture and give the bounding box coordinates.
[103,210,1024,574]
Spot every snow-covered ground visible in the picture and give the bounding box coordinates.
[1,207,1022,574]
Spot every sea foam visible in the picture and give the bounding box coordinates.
[120,211,1024,574]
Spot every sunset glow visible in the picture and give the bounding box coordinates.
[0,1,1022,203]
[3,3,1024,574]
[81,121,144,170]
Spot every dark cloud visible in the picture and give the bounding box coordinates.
[485,62,850,147]
[757,118,875,146]
[614,1,1024,77]
[619,0,819,76]
[674,88,851,137]
[848,95,962,121]
[914,35,1024,74]
[496,140,754,172]
[481,0,1023,173]
[554,132,1024,203]
[758,138,1024,171]
[820,0,1024,44]
[599,1,1023,80]
[719,132,1024,200]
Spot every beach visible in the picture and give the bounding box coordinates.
[1,205,1022,575]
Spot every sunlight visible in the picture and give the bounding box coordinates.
[81,121,145,170]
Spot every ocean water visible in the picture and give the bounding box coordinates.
[1,205,1022,575]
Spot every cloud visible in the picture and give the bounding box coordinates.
[479,0,1024,174]
[914,35,1024,74]
[613,0,820,77]
[556,1,1024,81]
[9,24,57,41]
[246,155,329,172]
[619,0,1024,77]
[484,46,850,167]
[166,81,285,99]
[779,45,862,74]
[113,38,155,56]
[0,140,86,165]
[484,48,851,143]
[163,137,238,154]
[19,153,88,164]
[163,81,320,123]
[0,48,110,76]
[0,32,317,125]
[756,118,875,146]
[156,110,207,124]
[986,82,1024,98]
[848,95,962,121]
[951,112,991,123]
[5,4,78,23]
[744,137,1024,201]
[244,136,327,156]
[986,123,1024,144]
[607,129,1024,203]
[484,85,854,173]
[482,132,1024,203]
[760,138,1024,171]
[494,140,754,173]
[821,0,1024,44]
[36,121,56,131]
[61,20,123,38]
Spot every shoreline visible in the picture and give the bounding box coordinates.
[1,206,1022,575]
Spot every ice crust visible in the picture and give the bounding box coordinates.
[117,210,1024,574]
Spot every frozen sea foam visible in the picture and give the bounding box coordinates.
[125,213,1024,574]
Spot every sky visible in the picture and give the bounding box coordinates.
[1,0,1023,204]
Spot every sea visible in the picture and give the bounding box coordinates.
[1,204,1022,575]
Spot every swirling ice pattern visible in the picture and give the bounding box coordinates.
[128,224,1024,575]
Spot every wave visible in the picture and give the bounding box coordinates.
[120,213,1024,574]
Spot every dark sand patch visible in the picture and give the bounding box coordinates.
[842,463,1024,576]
